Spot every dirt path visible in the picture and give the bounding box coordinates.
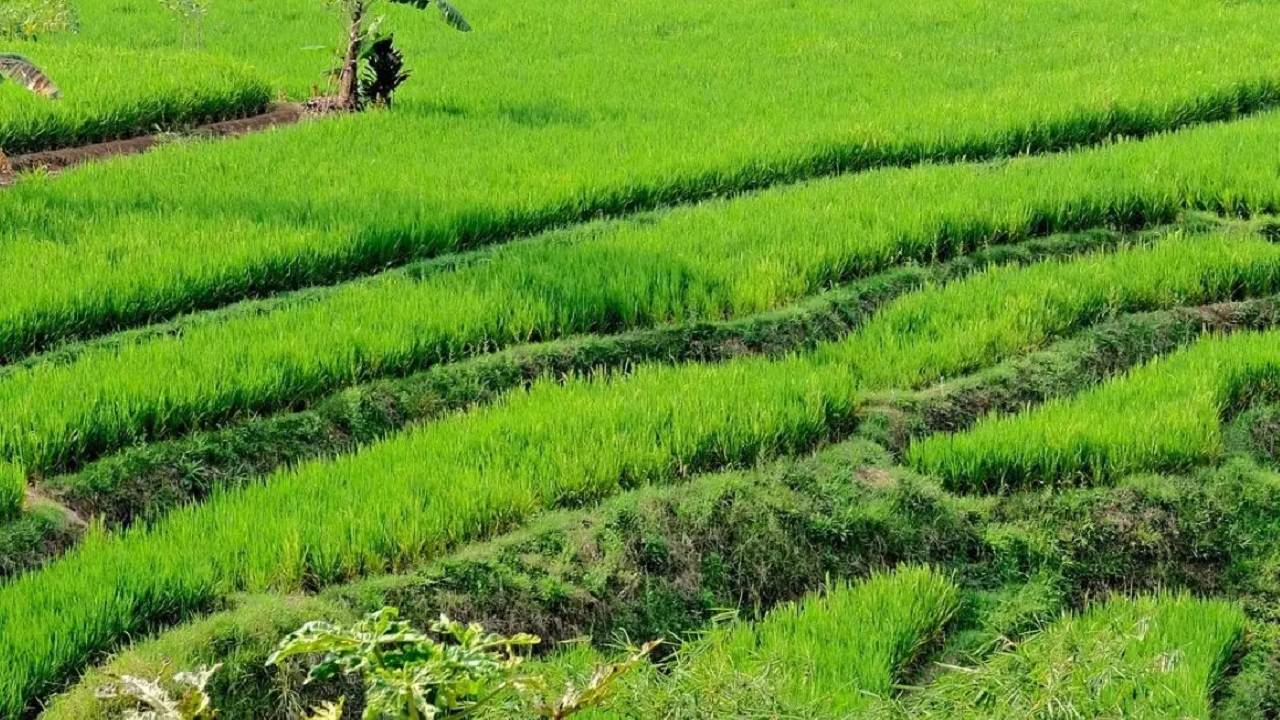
[0,102,308,183]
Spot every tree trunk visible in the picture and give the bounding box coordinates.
[335,1,365,111]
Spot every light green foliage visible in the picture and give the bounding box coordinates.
[902,594,1246,719]
[265,607,651,719]
[910,329,1280,488]
[571,566,959,717]
[0,44,270,155]
[95,664,219,720]
[306,701,344,720]
[0,0,77,40]
[269,607,538,720]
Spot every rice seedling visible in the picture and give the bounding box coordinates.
[541,566,960,719]
[909,329,1280,489]
[0,210,1166,470]
[901,593,1246,719]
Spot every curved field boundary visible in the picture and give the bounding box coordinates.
[911,326,1280,489]
[3,86,1280,364]
[2,103,306,182]
[0,232,1277,714]
[0,229,1130,578]
[10,98,1280,473]
[42,442,1273,718]
[0,224,1138,475]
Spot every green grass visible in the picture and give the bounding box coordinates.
[903,594,1246,719]
[0,43,270,154]
[822,232,1280,389]
[0,233,1275,713]
[8,1,1280,359]
[910,329,1280,489]
[0,463,21,522]
[0,204,1270,474]
[0,202,1160,473]
[554,566,960,719]
[693,566,959,713]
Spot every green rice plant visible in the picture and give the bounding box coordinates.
[0,462,22,522]
[909,329,1280,489]
[820,232,1280,389]
[0,44,269,154]
[693,566,959,713]
[0,222,1276,473]
[571,566,960,718]
[0,233,1273,713]
[7,1,1280,355]
[900,593,1246,719]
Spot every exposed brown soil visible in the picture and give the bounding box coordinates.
[23,486,84,529]
[0,102,309,183]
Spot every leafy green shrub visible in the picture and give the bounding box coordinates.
[0,0,76,40]
[96,664,220,720]
[268,607,655,719]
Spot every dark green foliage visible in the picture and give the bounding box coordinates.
[0,505,75,577]
[389,0,471,31]
[359,36,408,107]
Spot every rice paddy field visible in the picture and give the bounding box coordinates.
[10,0,1280,717]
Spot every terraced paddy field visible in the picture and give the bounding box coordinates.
[10,0,1280,717]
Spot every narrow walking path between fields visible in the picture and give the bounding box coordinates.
[0,103,308,184]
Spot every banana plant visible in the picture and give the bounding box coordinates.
[332,0,470,111]
[0,54,59,182]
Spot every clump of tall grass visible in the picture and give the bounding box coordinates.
[900,593,1246,719]
[0,462,22,521]
[697,566,960,713]
[560,566,959,719]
